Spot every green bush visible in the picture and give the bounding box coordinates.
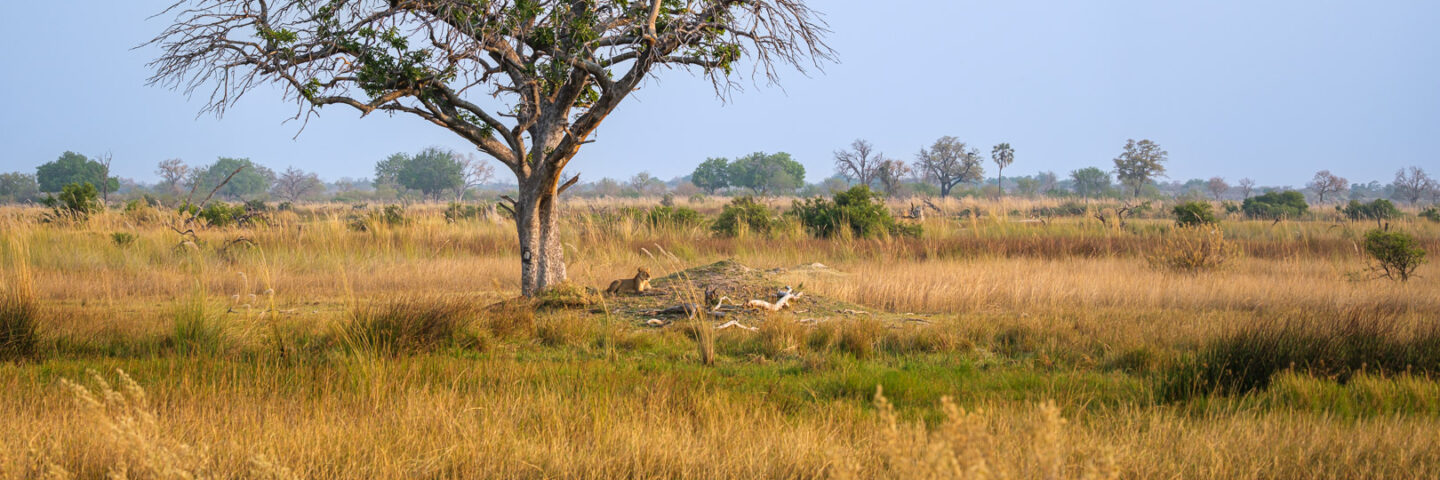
[1340,199,1400,226]
[382,205,407,226]
[1419,207,1439,223]
[111,232,137,247]
[243,199,270,212]
[196,202,248,227]
[645,205,703,229]
[1221,201,1241,214]
[790,186,920,238]
[41,182,103,221]
[711,196,778,237]
[1171,201,1218,227]
[1363,229,1426,282]
[1242,190,1307,222]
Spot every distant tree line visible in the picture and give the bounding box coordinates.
[2,143,1438,208]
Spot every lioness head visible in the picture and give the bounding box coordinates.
[636,267,651,281]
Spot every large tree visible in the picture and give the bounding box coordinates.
[36,151,118,194]
[690,157,731,194]
[399,147,465,200]
[1391,166,1435,205]
[1206,176,1229,200]
[273,166,325,202]
[1069,167,1110,199]
[1112,139,1167,197]
[156,158,191,195]
[192,157,276,200]
[915,136,983,198]
[728,151,805,196]
[148,0,830,296]
[990,143,1013,199]
[833,139,881,188]
[1307,170,1347,204]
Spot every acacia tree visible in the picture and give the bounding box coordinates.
[916,136,983,198]
[1112,139,1167,197]
[833,139,881,188]
[990,143,1013,199]
[1307,170,1347,204]
[148,0,831,296]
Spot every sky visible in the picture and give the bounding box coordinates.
[1,1,1437,186]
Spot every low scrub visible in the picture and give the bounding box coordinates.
[1363,228,1426,282]
[1242,190,1307,223]
[1162,319,1440,401]
[1340,199,1400,226]
[645,205,704,229]
[342,297,476,356]
[791,186,920,238]
[1146,225,1239,273]
[1171,201,1218,227]
[711,196,778,237]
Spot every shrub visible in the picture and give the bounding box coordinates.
[111,232,137,247]
[791,185,920,238]
[243,199,270,212]
[342,297,475,356]
[382,205,407,226]
[41,182,103,221]
[645,205,703,229]
[1340,199,1400,226]
[711,196,778,237]
[1146,225,1239,273]
[1242,190,1307,223]
[1363,229,1426,282]
[1171,201,1218,227]
[1419,207,1439,223]
[196,202,248,227]
[444,203,484,223]
[1221,201,1241,214]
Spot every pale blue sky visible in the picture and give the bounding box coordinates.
[1,1,1436,186]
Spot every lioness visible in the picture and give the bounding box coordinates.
[606,267,651,295]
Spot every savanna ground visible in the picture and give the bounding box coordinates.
[2,196,1438,479]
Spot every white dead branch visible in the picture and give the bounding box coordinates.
[716,320,758,332]
[747,286,803,312]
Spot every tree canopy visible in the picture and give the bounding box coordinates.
[35,152,118,194]
[690,157,732,194]
[727,152,805,196]
[1113,139,1167,197]
[916,136,982,197]
[1069,167,1111,199]
[147,0,833,296]
[192,157,276,200]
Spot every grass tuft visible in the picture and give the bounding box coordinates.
[342,297,475,356]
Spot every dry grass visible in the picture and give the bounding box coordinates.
[1,198,1438,478]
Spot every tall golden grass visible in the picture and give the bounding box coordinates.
[1,197,1437,478]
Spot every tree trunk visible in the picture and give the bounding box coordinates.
[513,180,567,297]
